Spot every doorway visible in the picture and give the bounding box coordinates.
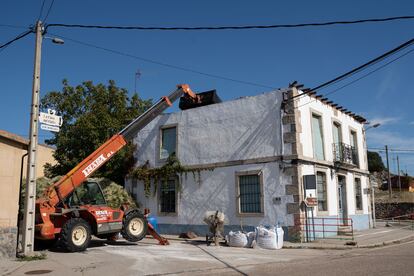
[337,175,348,225]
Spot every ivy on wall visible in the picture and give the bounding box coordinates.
[130,153,213,197]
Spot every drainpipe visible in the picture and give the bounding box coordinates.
[16,152,28,255]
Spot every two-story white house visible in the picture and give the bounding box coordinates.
[125,82,371,241]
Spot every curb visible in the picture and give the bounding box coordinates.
[283,234,414,250]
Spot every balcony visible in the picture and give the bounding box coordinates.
[333,142,359,167]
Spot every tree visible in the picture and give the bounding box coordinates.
[367,151,386,173]
[41,80,152,185]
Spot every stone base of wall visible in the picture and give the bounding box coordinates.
[0,227,17,258]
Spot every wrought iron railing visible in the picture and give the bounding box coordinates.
[301,217,354,241]
[333,142,358,166]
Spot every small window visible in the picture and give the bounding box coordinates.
[317,172,328,212]
[355,178,362,211]
[159,179,177,213]
[350,130,359,166]
[237,173,262,214]
[160,126,177,159]
[312,114,325,160]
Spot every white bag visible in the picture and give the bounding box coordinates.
[275,226,284,249]
[227,231,248,247]
[256,226,277,249]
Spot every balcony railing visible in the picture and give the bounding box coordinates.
[333,142,358,166]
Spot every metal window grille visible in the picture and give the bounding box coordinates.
[160,127,176,159]
[239,175,261,213]
[160,179,176,213]
[317,172,327,211]
[355,178,362,210]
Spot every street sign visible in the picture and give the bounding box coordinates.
[40,124,60,132]
[304,197,318,207]
[39,109,62,127]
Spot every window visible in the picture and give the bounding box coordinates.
[350,130,359,166]
[317,172,328,212]
[312,114,325,160]
[159,179,177,213]
[333,122,342,145]
[354,178,362,211]
[237,172,263,214]
[160,126,177,159]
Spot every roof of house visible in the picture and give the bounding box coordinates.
[0,129,55,149]
[288,81,367,123]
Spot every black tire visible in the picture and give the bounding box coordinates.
[60,218,92,252]
[121,210,148,242]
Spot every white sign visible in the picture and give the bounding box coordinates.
[39,109,63,127]
[41,124,60,132]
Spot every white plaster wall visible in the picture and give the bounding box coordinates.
[126,162,294,227]
[297,91,368,171]
[133,91,283,167]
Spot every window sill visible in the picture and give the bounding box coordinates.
[157,212,178,217]
[236,212,264,217]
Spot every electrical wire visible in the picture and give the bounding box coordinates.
[294,47,414,109]
[0,24,29,30]
[369,148,414,152]
[44,15,414,32]
[38,0,46,21]
[0,29,33,51]
[48,32,277,90]
[290,37,414,101]
[43,0,55,23]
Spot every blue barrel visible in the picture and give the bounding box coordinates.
[147,215,159,232]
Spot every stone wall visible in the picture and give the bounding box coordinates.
[375,203,414,219]
[0,226,17,258]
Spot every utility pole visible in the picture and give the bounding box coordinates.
[397,155,401,193]
[385,145,392,199]
[21,21,43,256]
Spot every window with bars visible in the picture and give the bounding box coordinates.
[237,173,262,214]
[160,126,177,160]
[317,171,328,212]
[355,178,363,211]
[159,179,177,214]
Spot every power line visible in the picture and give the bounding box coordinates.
[38,0,46,21]
[0,29,33,50]
[290,37,414,101]
[294,46,414,109]
[48,32,277,90]
[43,0,55,23]
[44,15,414,32]
[369,148,414,152]
[0,24,29,30]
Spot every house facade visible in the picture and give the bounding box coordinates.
[125,83,371,241]
[0,130,56,258]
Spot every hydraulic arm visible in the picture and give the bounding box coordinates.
[37,84,196,211]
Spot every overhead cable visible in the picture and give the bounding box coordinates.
[0,29,33,50]
[44,15,414,32]
[290,37,414,101]
[48,33,277,90]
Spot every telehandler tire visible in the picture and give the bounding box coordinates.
[121,210,148,242]
[60,218,92,252]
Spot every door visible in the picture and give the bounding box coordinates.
[337,175,348,225]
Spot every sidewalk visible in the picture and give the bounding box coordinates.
[284,221,414,250]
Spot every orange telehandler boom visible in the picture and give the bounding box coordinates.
[34,84,197,251]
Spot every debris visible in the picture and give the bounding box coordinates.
[179,89,222,110]
[179,231,198,239]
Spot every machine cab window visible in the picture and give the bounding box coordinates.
[66,182,107,207]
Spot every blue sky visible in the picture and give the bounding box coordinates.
[1,0,413,174]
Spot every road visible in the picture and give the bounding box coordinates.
[2,239,414,275]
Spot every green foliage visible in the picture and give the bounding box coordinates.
[367,151,386,172]
[41,79,152,184]
[130,153,213,197]
[17,252,47,261]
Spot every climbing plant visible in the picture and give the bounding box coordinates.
[130,153,213,197]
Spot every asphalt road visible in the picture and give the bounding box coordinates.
[3,239,414,275]
[208,240,414,276]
